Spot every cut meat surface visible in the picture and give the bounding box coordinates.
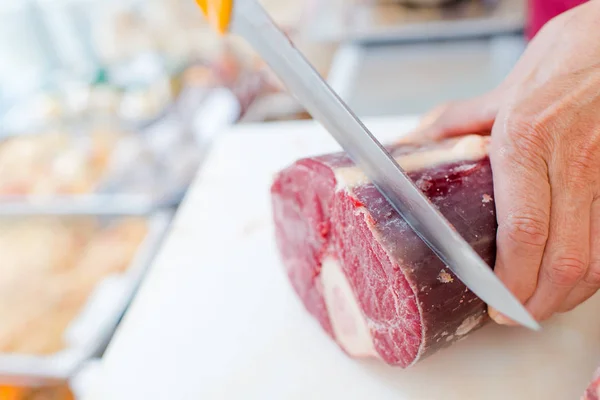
[271,134,497,367]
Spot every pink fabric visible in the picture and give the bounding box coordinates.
[526,0,589,40]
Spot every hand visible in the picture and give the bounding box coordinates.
[404,0,600,325]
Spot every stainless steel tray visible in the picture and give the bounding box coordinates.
[326,34,525,117]
[0,211,173,386]
[304,0,526,44]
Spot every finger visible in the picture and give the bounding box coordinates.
[524,164,592,321]
[559,199,600,313]
[486,113,551,326]
[402,92,501,143]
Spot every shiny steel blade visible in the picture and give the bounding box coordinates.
[231,0,540,331]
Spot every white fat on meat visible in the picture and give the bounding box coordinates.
[334,134,490,189]
[320,256,378,358]
[455,314,483,337]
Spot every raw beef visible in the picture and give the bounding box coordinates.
[270,134,497,367]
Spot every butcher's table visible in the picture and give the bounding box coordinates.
[87,116,600,400]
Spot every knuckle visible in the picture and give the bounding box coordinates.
[550,141,600,192]
[501,213,549,248]
[545,256,588,287]
[514,119,547,147]
[567,147,600,185]
[502,116,551,162]
[572,148,597,171]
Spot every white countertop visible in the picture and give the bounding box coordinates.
[89,116,600,400]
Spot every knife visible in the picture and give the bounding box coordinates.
[196,0,540,331]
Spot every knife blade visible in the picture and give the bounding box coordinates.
[222,0,540,331]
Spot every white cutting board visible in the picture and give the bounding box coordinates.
[94,116,600,400]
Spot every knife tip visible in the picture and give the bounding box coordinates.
[523,318,542,332]
[488,299,542,331]
[490,307,541,331]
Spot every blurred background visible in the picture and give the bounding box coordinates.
[0,0,552,398]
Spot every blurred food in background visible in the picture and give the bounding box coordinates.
[0,0,322,213]
[0,0,538,398]
[0,0,319,396]
[0,216,147,355]
[0,129,121,198]
[0,212,170,400]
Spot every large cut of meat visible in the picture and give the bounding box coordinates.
[270,134,497,367]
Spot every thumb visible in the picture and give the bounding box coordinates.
[401,92,502,143]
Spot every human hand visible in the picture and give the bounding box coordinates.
[404,0,600,325]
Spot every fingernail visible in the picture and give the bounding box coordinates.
[488,308,514,326]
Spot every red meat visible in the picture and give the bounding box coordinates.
[271,134,497,367]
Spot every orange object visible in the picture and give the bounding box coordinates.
[195,0,234,34]
[0,386,21,400]
[0,384,75,400]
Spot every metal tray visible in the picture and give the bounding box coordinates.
[0,211,173,386]
[326,34,525,117]
[304,0,526,44]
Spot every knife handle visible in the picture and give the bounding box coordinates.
[196,0,234,34]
